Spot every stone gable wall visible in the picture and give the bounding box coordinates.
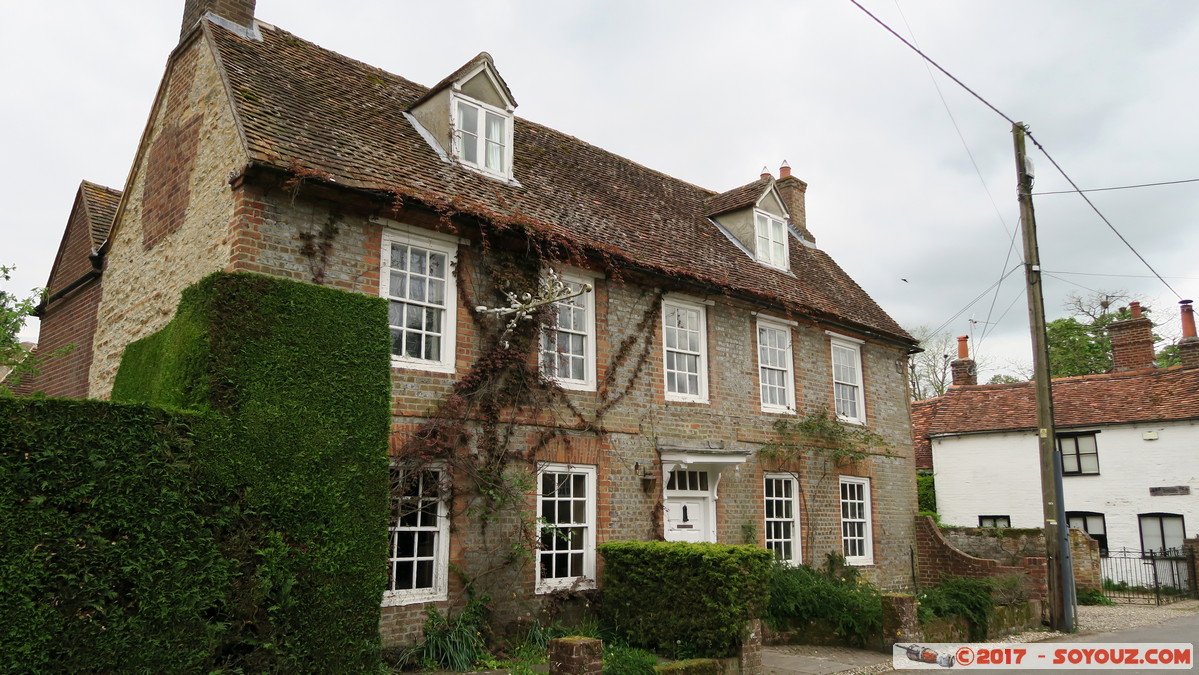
[89,35,246,397]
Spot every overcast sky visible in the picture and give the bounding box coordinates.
[3,1,1197,380]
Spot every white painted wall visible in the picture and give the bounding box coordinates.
[932,420,1199,553]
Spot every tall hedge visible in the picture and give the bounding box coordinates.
[111,272,393,670]
[0,399,236,671]
[599,541,773,658]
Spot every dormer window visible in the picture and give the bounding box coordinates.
[408,52,518,182]
[453,96,511,177]
[754,210,788,269]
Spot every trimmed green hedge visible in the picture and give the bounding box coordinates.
[0,399,236,671]
[111,272,393,670]
[599,541,772,658]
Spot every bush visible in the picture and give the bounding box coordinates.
[763,552,883,646]
[603,643,659,674]
[0,400,238,671]
[419,594,491,671]
[113,272,393,670]
[918,576,995,640]
[989,573,1030,605]
[916,473,937,514]
[599,541,772,658]
[1077,588,1116,606]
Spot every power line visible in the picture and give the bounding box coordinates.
[1041,269,1199,281]
[888,0,1023,346]
[1034,178,1199,195]
[926,264,1023,338]
[1022,131,1183,300]
[848,0,1016,126]
[849,0,1184,301]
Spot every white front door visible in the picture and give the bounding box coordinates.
[664,496,712,542]
[663,469,716,542]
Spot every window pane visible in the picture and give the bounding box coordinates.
[391,244,408,270]
[1079,453,1099,473]
[1062,453,1080,473]
[428,252,446,279]
[458,102,478,134]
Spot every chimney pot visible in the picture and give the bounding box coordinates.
[956,335,970,360]
[1181,299,1196,339]
[760,166,772,180]
[1129,301,1143,319]
[779,161,791,179]
[1179,300,1199,369]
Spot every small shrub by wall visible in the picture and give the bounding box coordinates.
[599,541,772,659]
[0,399,235,671]
[763,554,883,647]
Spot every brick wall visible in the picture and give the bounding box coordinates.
[18,282,101,398]
[915,516,1048,600]
[19,195,103,398]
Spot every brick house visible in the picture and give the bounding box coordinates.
[10,181,120,398]
[30,0,921,645]
[913,302,1199,557]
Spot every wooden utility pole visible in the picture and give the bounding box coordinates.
[1012,122,1074,632]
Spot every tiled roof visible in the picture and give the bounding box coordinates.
[910,397,940,470]
[207,21,911,343]
[703,177,773,217]
[80,180,121,249]
[923,366,1199,438]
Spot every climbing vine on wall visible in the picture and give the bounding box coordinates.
[759,409,889,467]
[384,224,667,583]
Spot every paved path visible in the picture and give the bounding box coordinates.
[760,599,1199,675]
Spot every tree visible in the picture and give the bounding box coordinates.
[1044,291,1174,378]
[1,264,40,393]
[907,327,956,401]
[986,373,1024,385]
[1046,316,1113,378]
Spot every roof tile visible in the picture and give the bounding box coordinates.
[924,367,1199,438]
[208,20,911,342]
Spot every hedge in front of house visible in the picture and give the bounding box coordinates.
[112,272,393,671]
[0,399,237,672]
[599,541,773,658]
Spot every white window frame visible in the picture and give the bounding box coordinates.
[978,515,1012,528]
[754,209,789,270]
[383,465,451,606]
[536,463,597,593]
[839,475,873,565]
[764,473,801,564]
[829,335,865,425]
[539,271,596,391]
[662,297,709,403]
[451,93,514,180]
[380,227,458,374]
[757,317,795,413]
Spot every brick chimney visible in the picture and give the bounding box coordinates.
[1106,301,1156,371]
[1178,299,1199,368]
[181,0,256,41]
[950,335,976,386]
[774,161,815,243]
